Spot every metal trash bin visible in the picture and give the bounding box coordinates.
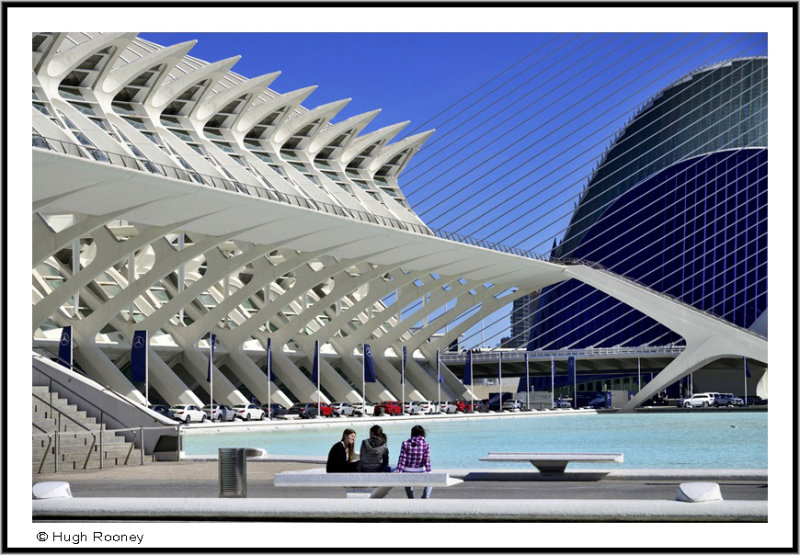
[219,448,247,498]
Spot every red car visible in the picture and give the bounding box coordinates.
[373,401,403,416]
[454,399,473,413]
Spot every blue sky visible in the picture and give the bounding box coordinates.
[140,32,767,348]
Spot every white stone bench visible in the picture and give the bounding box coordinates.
[479,452,624,475]
[274,468,463,498]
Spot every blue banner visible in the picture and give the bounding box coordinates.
[267,337,275,382]
[58,326,72,369]
[568,356,576,383]
[401,346,406,384]
[364,344,377,383]
[131,330,148,382]
[437,350,443,383]
[207,334,216,382]
[311,340,319,384]
[463,351,472,385]
[744,356,751,378]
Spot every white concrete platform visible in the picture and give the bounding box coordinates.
[31,497,767,522]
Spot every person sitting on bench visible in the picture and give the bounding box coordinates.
[396,425,432,498]
[327,428,359,472]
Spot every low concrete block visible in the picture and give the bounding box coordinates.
[33,481,72,499]
[677,482,723,502]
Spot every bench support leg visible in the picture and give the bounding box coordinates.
[370,487,392,499]
[531,461,568,475]
[345,488,374,498]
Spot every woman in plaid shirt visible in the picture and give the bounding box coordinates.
[395,425,432,499]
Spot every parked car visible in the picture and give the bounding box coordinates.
[453,399,473,413]
[373,400,403,416]
[552,398,572,409]
[149,404,172,417]
[203,403,235,422]
[350,402,373,417]
[713,393,744,407]
[502,399,524,411]
[682,393,717,408]
[260,403,288,418]
[286,402,333,419]
[169,404,206,423]
[439,401,458,414]
[585,393,608,409]
[331,402,355,417]
[232,403,265,421]
[403,401,423,415]
[744,396,767,406]
[418,400,437,414]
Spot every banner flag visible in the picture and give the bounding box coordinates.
[58,326,73,369]
[517,375,531,392]
[744,356,751,378]
[401,346,406,384]
[463,351,473,385]
[131,330,148,382]
[267,337,275,382]
[551,357,556,383]
[207,333,216,382]
[437,350,443,383]
[568,356,576,383]
[311,340,319,383]
[364,344,377,383]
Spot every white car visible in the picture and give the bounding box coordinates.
[502,399,524,411]
[418,400,437,414]
[683,393,716,408]
[439,401,458,414]
[332,402,356,417]
[403,401,423,415]
[351,402,373,417]
[202,403,235,422]
[232,403,265,421]
[169,404,206,423]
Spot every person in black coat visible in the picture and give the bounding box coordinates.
[326,428,359,472]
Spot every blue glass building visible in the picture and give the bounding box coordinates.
[528,57,767,350]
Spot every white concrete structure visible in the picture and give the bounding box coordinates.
[32,33,766,411]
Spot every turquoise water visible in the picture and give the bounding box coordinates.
[182,411,767,469]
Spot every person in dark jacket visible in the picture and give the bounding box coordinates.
[359,425,390,472]
[326,428,359,472]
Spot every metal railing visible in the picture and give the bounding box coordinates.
[33,134,547,260]
[439,345,686,364]
[32,425,171,474]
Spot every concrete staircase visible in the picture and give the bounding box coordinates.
[33,385,144,474]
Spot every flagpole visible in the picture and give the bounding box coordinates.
[498,352,502,411]
[525,353,530,411]
[145,339,149,407]
[362,343,366,407]
[316,341,320,418]
[573,358,577,409]
[209,334,214,413]
[401,347,405,414]
[267,338,271,420]
[637,357,641,393]
[743,356,748,405]
[436,350,441,407]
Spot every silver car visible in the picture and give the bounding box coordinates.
[683,393,716,408]
[332,402,355,417]
[403,401,423,415]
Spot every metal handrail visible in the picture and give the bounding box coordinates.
[33,134,547,261]
[32,425,176,473]
[32,391,94,432]
[439,345,686,363]
[33,349,161,430]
